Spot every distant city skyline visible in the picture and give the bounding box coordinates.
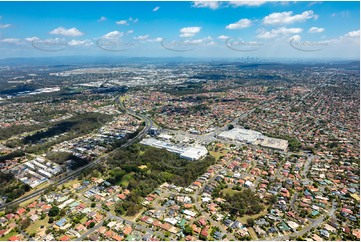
[0,1,359,59]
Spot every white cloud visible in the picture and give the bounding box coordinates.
[228,1,266,7]
[132,18,139,23]
[344,30,360,37]
[68,39,93,47]
[192,1,266,9]
[263,10,318,25]
[116,20,128,25]
[179,26,201,37]
[0,24,11,29]
[25,37,40,42]
[153,6,160,12]
[217,35,230,40]
[147,37,163,42]
[307,2,320,7]
[133,34,149,41]
[126,30,134,34]
[183,36,213,45]
[98,16,107,22]
[331,11,349,18]
[0,38,20,44]
[192,1,221,10]
[102,31,123,39]
[257,27,303,39]
[290,34,301,41]
[49,27,84,37]
[226,19,252,29]
[308,27,325,33]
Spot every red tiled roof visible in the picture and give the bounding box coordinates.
[16,208,26,216]
[59,235,70,241]
[8,235,19,241]
[201,226,209,237]
[123,226,132,235]
[112,235,124,241]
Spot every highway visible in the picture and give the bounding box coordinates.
[0,94,152,211]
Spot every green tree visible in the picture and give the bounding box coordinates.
[184,225,193,235]
[246,218,254,227]
[48,206,60,217]
[21,218,31,229]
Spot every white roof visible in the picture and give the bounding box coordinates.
[180,146,207,160]
[218,128,262,143]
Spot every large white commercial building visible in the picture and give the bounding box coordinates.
[217,127,288,151]
[217,128,262,144]
[140,138,208,160]
[180,146,208,161]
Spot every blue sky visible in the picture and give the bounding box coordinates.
[0,1,359,59]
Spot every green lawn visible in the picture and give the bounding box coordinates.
[26,217,49,234]
[209,151,225,161]
[222,187,242,196]
[247,227,258,240]
[19,195,40,208]
[63,179,80,189]
[124,208,145,222]
[0,231,17,241]
[117,172,134,187]
[238,206,270,225]
[80,216,88,224]
[208,143,230,161]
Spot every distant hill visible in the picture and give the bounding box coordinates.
[0,56,358,69]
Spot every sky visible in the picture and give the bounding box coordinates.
[0,1,359,59]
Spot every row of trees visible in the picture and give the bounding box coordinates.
[0,124,45,141]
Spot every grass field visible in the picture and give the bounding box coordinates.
[247,227,258,240]
[118,172,134,187]
[238,206,270,225]
[0,231,17,241]
[26,217,49,234]
[124,208,145,222]
[19,195,40,208]
[80,216,88,224]
[208,143,230,161]
[222,187,242,196]
[63,179,80,189]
